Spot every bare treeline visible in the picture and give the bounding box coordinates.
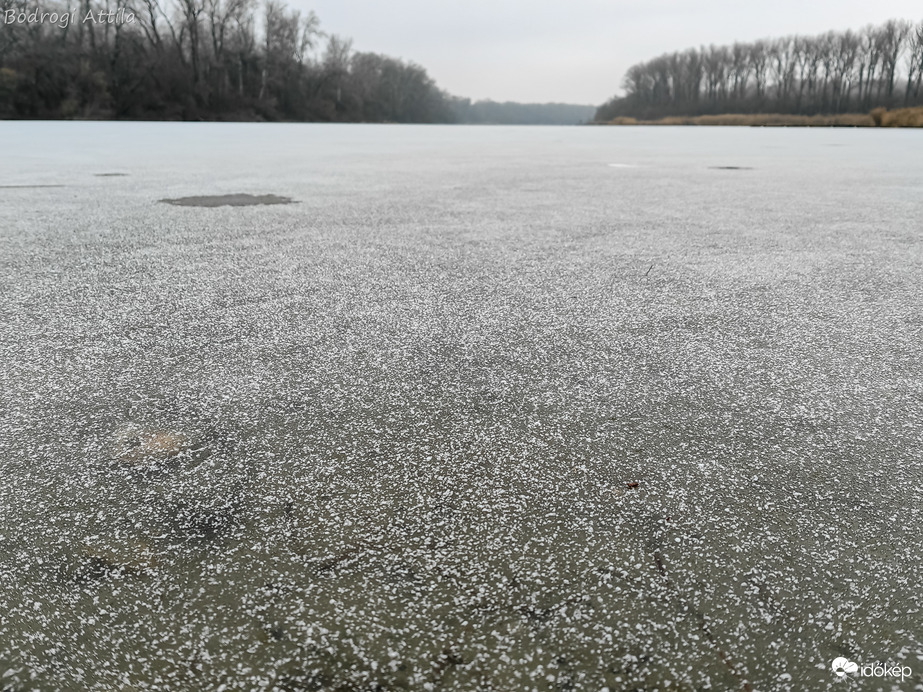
[596,19,923,121]
[0,0,455,121]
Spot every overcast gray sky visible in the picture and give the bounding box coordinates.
[291,1,923,105]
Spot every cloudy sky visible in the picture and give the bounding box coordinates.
[293,0,922,105]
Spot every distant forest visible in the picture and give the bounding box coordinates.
[452,100,595,125]
[0,0,592,124]
[0,0,457,121]
[597,19,923,121]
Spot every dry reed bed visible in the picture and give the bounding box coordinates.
[604,106,923,127]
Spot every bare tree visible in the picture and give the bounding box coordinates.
[880,19,911,101]
[203,0,252,98]
[769,37,794,106]
[729,43,750,106]
[259,1,319,102]
[907,20,923,102]
[830,31,859,111]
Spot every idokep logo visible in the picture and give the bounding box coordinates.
[831,657,912,682]
[832,657,858,677]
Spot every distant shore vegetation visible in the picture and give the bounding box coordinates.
[4,4,921,128]
[0,0,456,122]
[596,19,923,126]
[0,0,594,124]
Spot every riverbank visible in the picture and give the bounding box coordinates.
[601,106,923,127]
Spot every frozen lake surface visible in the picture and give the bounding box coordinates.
[1,123,922,691]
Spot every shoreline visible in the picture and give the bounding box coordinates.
[598,107,923,128]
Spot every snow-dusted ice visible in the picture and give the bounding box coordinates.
[0,123,922,691]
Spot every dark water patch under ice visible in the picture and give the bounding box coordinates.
[0,184,66,188]
[159,193,296,207]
